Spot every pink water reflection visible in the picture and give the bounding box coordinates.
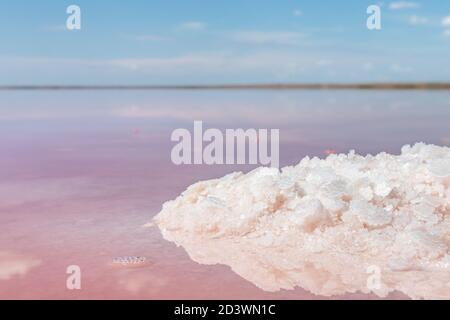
[0,90,449,299]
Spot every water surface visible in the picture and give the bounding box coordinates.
[0,89,449,299]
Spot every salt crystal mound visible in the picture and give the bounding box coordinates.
[154,143,450,299]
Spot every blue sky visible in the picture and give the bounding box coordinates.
[0,0,449,84]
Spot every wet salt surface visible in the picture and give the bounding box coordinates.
[0,90,449,299]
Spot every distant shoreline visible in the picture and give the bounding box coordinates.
[1,83,450,91]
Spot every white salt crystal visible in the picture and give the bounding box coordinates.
[278,176,295,190]
[359,186,374,201]
[350,199,392,227]
[154,143,450,300]
[427,159,450,178]
[206,195,227,208]
[413,202,439,225]
[374,182,392,198]
[289,198,329,232]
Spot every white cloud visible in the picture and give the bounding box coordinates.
[442,16,450,27]
[109,53,227,71]
[391,64,413,73]
[3,49,445,84]
[180,21,207,31]
[2,52,318,78]
[316,59,333,67]
[134,35,168,42]
[106,51,340,80]
[362,62,374,71]
[42,25,68,32]
[231,31,305,45]
[389,1,419,10]
[409,15,429,25]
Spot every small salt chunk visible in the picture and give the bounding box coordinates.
[413,202,439,225]
[206,195,227,207]
[290,199,329,232]
[320,180,347,198]
[112,256,148,267]
[350,199,392,227]
[359,186,374,201]
[387,257,417,271]
[278,176,295,190]
[427,159,450,178]
[258,233,274,247]
[374,182,392,198]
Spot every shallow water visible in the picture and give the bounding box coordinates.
[0,89,449,299]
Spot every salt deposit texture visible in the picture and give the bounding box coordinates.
[155,143,450,299]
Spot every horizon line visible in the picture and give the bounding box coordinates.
[1,82,450,91]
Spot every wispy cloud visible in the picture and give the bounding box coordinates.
[180,21,207,31]
[362,62,375,71]
[106,51,339,79]
[293,9,302,17]
[408,15,429,25]
[441,15,450,37]
[389,1,419,10]
[231,31,305,45]
[109,53,226,71]
[391,64,413,73]
[315,59,333,67]
[42,25,68,32]
[442,16,450,27]
[1,48,447,84]
[133,35,169,42]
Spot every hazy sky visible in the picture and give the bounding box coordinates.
[0,0,449,84]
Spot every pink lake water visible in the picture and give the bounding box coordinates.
[0,89,449,300]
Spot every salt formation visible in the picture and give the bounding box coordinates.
[154,143,450,299]
[111,256,149,268]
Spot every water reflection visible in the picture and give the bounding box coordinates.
[0,89,449,299]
